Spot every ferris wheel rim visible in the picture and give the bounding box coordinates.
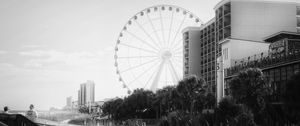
[114,4,203,94]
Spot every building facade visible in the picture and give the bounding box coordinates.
[224,32,300,103]
[183,27,202,77]
[217,0,300,102]
[78,80,95,106]
[183,19,219,95]
[183,0,300,102]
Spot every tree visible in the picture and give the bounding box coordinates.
[118,88,156,120]
[283,71,300,123]
[216,97,257,126]
[153,86,176,117]
[229,68,270,113]
[175,75,207,115]
[216,97,241,125]
[101,98,123,120]
[78,106,89,114]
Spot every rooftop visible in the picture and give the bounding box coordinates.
[263,31,300,43]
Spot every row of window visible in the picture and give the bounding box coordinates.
[201,71,216,81]
[200,36,216,47]
[297,17,300,27]
[201,53,216,63]
[200,23,215,38]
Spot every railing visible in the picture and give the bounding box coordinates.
[225,50,300,78]
[0,114,55,126]
[0,114,38,126]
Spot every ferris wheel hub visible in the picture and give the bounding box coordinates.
[161,50,172,60]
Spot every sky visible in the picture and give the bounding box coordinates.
[0,0,297,110]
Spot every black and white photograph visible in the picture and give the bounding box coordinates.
[0,0,300,125]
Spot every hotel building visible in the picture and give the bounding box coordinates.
[182,0,300,102]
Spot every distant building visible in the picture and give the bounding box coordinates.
[78,80,95,107]
[66,96,72,107]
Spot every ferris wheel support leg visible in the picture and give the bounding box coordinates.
[150,60,165,92]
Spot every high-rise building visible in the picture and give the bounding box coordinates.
[78,90,81,106]
[183,27,202,77]
[66,96,72,107]
[78,80,95,106]
[182,0,300,102]
[183,19,218,95]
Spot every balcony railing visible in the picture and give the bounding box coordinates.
[225,50,300,78]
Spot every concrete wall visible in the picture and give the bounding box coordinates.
[188,29,202,77]
[221,39,270,69]
[231,1,297,41]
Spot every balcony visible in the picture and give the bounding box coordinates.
[224,50,300,78]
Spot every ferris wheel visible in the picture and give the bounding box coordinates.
[114,5,202,94]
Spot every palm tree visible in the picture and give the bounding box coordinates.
[176,75,207,115]
[229,68,270,113]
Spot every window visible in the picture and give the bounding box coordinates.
[223,48,229,60]
[297,17,300,27]
[297,6,300,15]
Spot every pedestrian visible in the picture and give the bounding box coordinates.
[2,106,10,114]
[25,104,38,121]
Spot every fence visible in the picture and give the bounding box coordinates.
[225,50,300,78]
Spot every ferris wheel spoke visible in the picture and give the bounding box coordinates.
[159,9,166,46]
[118,55,158,59]
[120,58,159,74]
[171,56,183,65]
[168,60,179,82]
[150,60,165,91]
[173,47,183,54]
[174,52,183,57]
[116,5,201,92]
[167,10,174,48]
[119,43,157,54]
[146,13,162,47]
[170,59,183,76]
[166,62,178,84]
[169,15,187,48]
[127,60,160,86]
[125,31,159,52]
[171,38,183,50]
[143,63,159,90]
[134,20,161,49]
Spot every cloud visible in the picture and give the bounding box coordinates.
[19,50,102,69]
[22,45,44,49]
[0,50,7,54]
[19,50,48,57]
